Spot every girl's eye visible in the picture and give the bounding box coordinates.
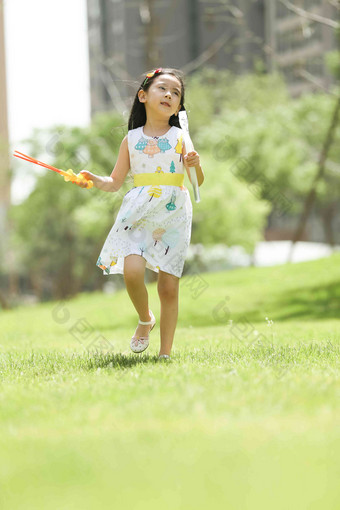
[159,86,179,96]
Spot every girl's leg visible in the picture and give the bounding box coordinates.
[157,270,180,356]
[124,254,152,338]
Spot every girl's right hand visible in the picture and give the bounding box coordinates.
[76,170,98,188]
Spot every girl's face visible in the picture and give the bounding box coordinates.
[139,74,182,118]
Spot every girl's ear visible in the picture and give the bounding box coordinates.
[138,90,146,103]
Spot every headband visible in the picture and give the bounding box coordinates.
[142,68,162,87]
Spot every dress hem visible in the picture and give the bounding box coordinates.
[96,252,182,279]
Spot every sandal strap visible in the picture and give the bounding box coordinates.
[138,310,155,326]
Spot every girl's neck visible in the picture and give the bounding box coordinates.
[143,120,171,137]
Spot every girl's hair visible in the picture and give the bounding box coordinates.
[128,67,186,130]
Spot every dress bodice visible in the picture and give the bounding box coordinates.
[127,125,184,176]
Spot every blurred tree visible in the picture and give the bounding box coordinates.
[9,112,130,301]
[7,66,340,305]
[288,26,340,260]
[0,0,11,309]
[189,151,271,253]
[187,67,340,249]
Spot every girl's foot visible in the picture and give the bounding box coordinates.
[130,310,156,353]
[158,354,171,360]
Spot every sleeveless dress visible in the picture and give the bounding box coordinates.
[96,124,193,278]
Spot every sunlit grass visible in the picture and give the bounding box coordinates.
[0,254,339,510]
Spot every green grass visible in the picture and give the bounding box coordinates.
[0,254,339,510]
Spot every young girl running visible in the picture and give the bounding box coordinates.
[77,67,204,360]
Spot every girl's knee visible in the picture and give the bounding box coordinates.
[124,270,144,283]
[124,254,146,279]
[157,274,179,300]
[158,287,178,301]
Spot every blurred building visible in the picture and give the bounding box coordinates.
[86,0,266,116]
[265,0,337,97]
[86,0,337,114]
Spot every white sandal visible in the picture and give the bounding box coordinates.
[130,309,156,353]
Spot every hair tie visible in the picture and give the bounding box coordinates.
[142,68,162,87]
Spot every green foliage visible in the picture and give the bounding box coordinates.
[325,50,340,79]
[9,113,131,299]
[190,151,271,252]
[185,68,290,136]
[189,69,340,211]
[8,69,340,300]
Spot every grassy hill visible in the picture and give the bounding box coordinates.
[0,254,339,509]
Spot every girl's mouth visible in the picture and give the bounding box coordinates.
[160,102,170,107]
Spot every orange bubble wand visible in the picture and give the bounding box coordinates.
[12,150,93,189]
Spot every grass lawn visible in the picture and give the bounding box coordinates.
[0,253,339,510]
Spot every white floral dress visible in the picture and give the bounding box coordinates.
[96,124,193,278]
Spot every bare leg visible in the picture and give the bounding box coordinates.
[124,254,152,338]
[157,270,180,356]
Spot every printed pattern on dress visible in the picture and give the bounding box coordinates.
[96,125,192,278]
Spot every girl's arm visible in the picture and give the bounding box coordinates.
[182,140,204,187]
[78,135,130,192]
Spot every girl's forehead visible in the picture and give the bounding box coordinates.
[153,74,181,89]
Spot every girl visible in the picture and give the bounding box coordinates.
[77,67,204,360]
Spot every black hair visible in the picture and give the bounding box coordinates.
[128,67,186,130]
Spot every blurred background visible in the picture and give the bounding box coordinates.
[0,0,339,308]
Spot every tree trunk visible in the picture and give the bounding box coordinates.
[0,289,9,309]
[321,201,337,248]
[288,94,340,262]
[145,0,160,69]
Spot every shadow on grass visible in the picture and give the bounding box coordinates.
[193,280,340,327]
[85,351,163,370]
[246,280,340,323]
[81,351,173,380]
[0,351,170,381]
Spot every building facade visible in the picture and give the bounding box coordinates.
[265,0,338,96]
[86,0,266,115]
[86,0,337,114]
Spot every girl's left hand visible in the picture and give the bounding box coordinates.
[184,151,200,168]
